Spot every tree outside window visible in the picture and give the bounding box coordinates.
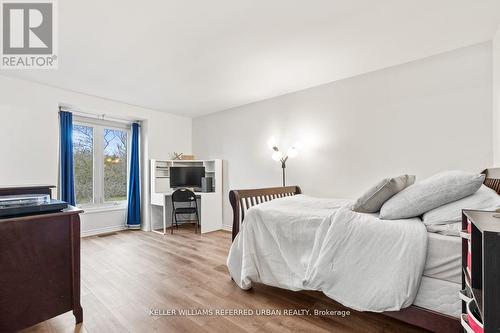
[72,120,129,206]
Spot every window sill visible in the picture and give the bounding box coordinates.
[78,204,127,214]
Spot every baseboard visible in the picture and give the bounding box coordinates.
[150,222,232,233]
[81,225,127,237]
[127,224,141,230]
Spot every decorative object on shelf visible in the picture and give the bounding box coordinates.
[171,153,195,160]
[267,136,299,187]
[172,152,183,160]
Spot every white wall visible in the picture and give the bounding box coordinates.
[193,43,493,229]
[0,75,192,235]
[494,26,500,164]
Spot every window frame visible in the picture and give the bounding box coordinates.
[73,116,131,209]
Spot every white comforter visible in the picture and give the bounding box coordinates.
[227,195,428,312]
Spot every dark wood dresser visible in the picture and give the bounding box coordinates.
[461,210,500,333]
[0,186,83,332]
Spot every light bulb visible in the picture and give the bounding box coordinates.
[287,146,298,158]
[272,151,283,161]
[267,136,278,150]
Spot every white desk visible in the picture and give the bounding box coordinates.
[150,159,223,234]
[152,191,222,235]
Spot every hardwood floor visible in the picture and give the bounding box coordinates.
[22,226,427,333]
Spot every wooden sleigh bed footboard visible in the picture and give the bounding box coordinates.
[228,185,460,333]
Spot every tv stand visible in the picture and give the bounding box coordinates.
[150,159,223,234]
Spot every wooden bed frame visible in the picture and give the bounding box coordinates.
[228,169,500,333]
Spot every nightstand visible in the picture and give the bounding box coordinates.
[460,210,500,333]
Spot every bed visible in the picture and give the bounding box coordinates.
[227,169,500,333]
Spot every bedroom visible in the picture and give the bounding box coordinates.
[1,0,500,332]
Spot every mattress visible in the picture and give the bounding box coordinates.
[423,232,461,284]
[413,276,461,318]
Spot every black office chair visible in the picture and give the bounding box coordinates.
[171,188,200,234]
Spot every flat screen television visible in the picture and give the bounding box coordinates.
[170,167,205,188]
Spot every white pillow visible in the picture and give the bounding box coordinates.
[379,170,485,220]
[423,185,500,225]
[351,174,415,213]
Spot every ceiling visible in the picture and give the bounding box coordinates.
[3,0,500,117]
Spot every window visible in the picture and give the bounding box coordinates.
[103,128,128,202]
[73,124,94,204]
[72,117,129,207]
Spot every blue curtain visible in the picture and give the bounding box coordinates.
[59,111,76,205]
[127,123,141,227]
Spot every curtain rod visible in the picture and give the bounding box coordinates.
[59,105,140,125]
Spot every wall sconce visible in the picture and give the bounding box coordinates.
[267,137,299,187]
